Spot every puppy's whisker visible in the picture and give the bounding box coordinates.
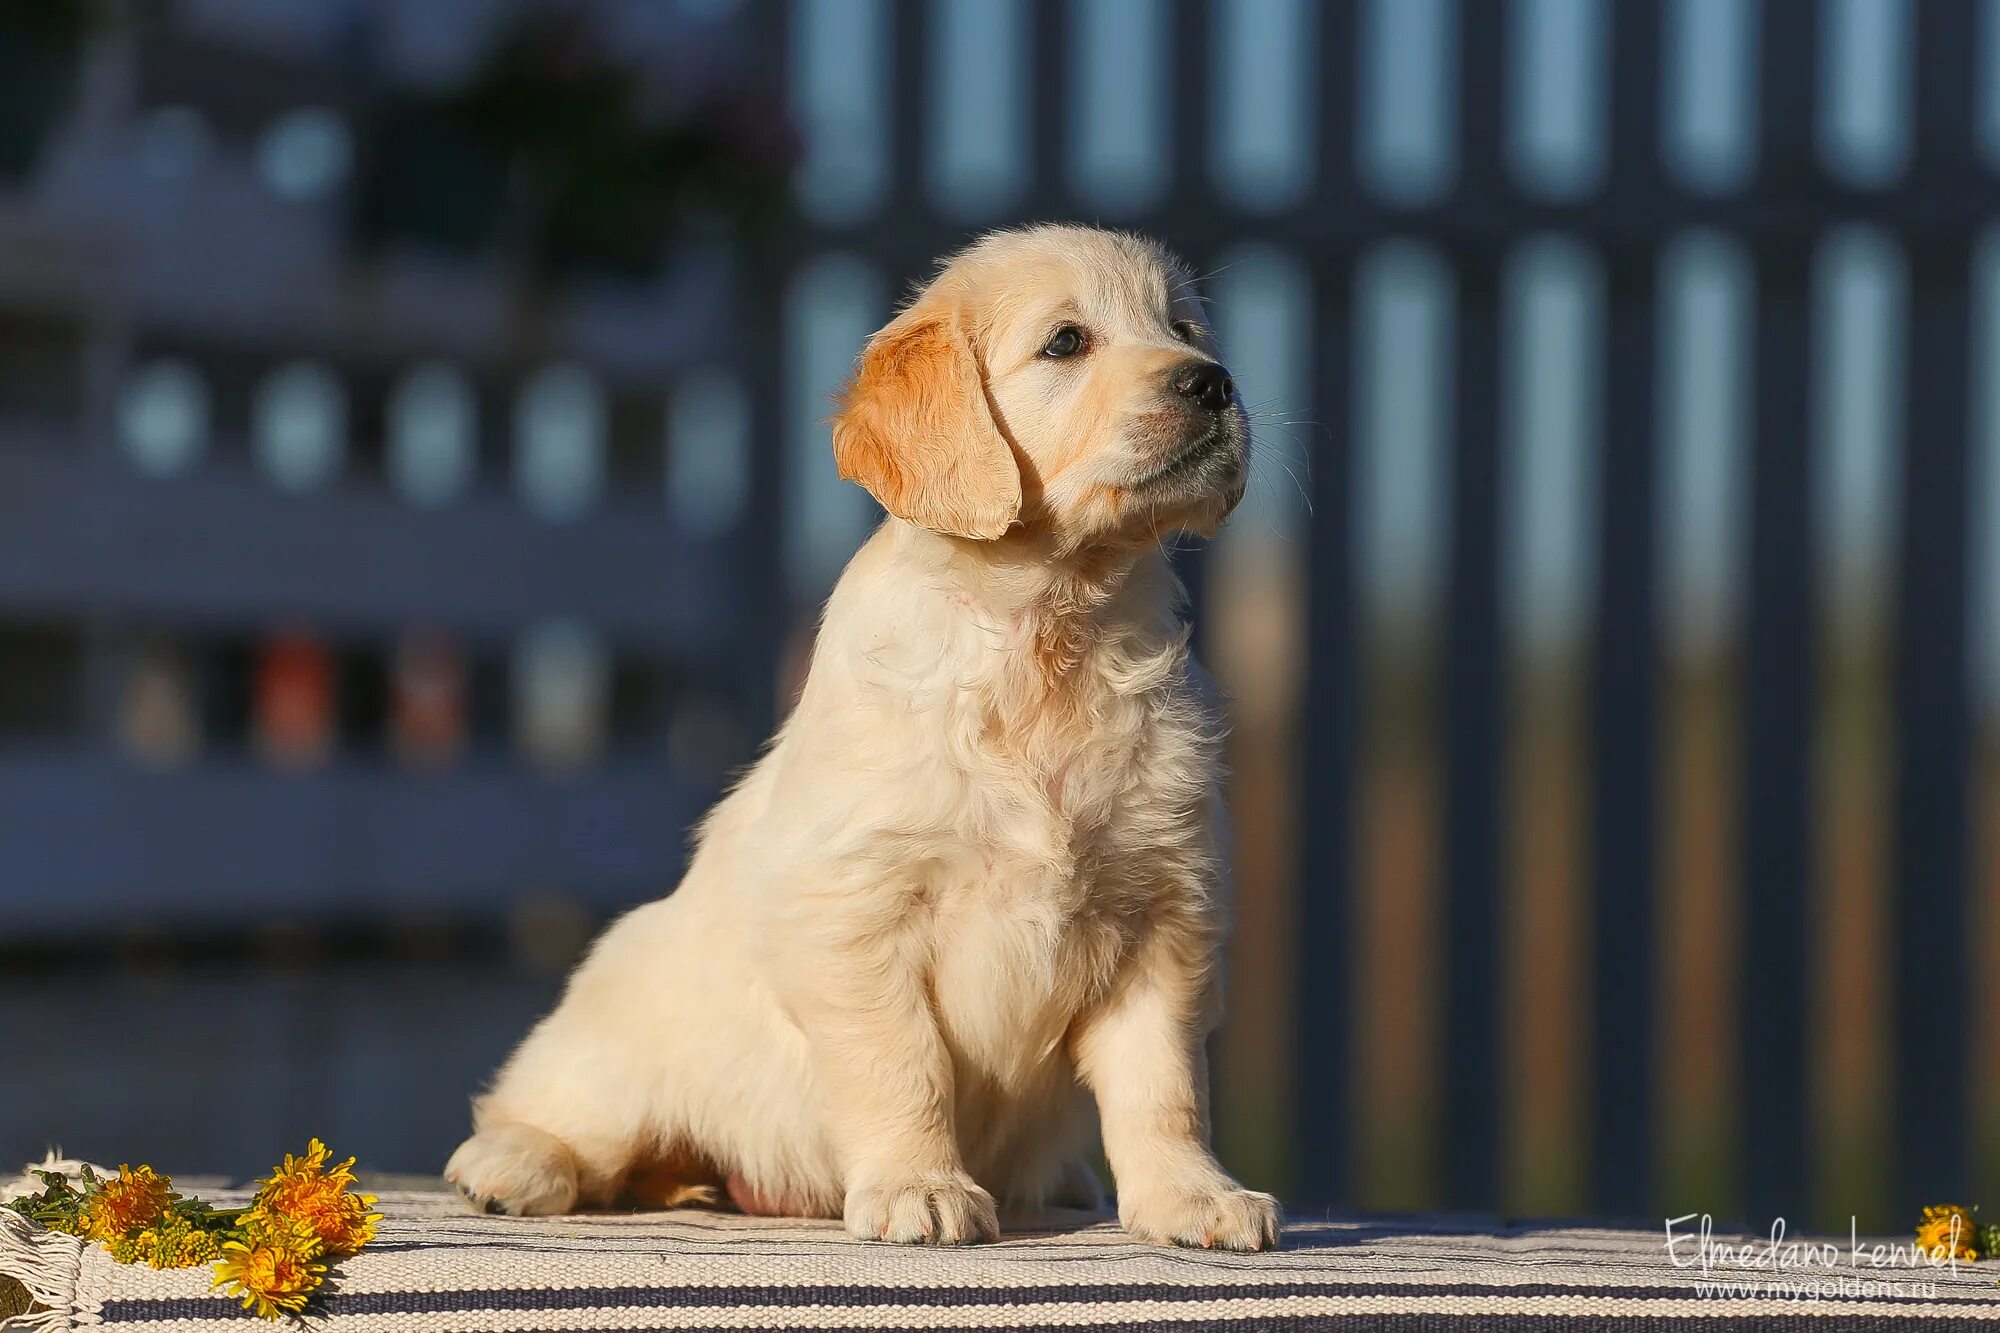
[1239,437,1316,521]
[1188,257,1251,287]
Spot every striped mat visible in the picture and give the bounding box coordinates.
[6,1189,2000,1330]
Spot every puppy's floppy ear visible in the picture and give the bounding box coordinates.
[832,306,1022,540]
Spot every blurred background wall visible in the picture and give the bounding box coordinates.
[0,0,1995,1236]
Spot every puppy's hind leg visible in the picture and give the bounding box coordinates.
[446,1121,579,1216]
[445,1012,652,1216]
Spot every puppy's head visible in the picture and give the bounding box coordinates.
[832,225,1247,549]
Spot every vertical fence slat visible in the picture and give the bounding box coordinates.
[1440,0,1507,1213]
[1292,0,1360,1210]
[1167,0,1216,635]
[1740,0,1820,1229]
[1892,0,1977,1221]
[1443,251,1505,1213]
[1289,265,1355,1209]
[740,0,790,731]
[890,0,930,229]
[1166,0,1214,213]
[1027,0,1070,222]
[1589,0,1663,1222]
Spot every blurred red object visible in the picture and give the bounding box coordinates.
[256,631,334,769]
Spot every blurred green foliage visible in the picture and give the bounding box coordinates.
[353,7,794,281]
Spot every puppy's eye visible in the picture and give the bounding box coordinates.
[1042,325,1087,359]
[1171,320,1205,344]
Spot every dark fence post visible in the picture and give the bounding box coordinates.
[1589,0,1663,1222]
[1028,0,1070,223]
[1740,0,1820,1230]
[1892,0,1977,1223]
[1165,0,1215,638]
[1442,250,1505,1214]
[1439,0,1508,1214]
[890,0,930,221]
[739,0,791,737]
[1292,0,1359,1213]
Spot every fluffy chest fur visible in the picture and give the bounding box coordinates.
[935,642,1211,1078]
[839,540,1218,1084]
[755,530,1222,1095]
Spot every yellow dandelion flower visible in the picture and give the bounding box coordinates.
[106,1230,154,1265]
[264,1139,335,1184]
[108,1214,220,1270]
[145,1216,220,1270]
[81,1165,177,1243]
[1917,1204,1981,1261]
[252,1139,380,1256]
[212,1218,326,1321]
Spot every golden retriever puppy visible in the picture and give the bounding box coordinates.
[446,224,1279,1251]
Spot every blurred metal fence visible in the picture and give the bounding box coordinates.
[0,0,1989,1224]
[755,0,1987,1226]
[0,14,788,934]
[0,3,793,1176]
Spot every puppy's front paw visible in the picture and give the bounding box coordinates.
[445,1123,579,1217]
[845,1172,999,1245]
[1122,1183,1281,1251]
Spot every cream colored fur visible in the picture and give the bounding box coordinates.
[446,225,1279,1251]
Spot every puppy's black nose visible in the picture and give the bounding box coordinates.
[1173,360,1235,412]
